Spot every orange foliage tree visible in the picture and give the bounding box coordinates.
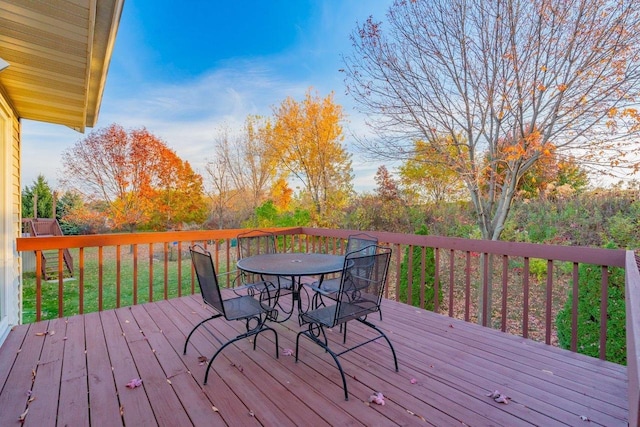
[343,0,640,240]
[61,124,206,231]
[271,88,353,225]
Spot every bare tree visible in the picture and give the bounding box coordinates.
[205,118,276,226]
[343,0,640,241]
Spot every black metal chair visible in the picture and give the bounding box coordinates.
[236,230,294,320]
[295,246,398,400]
[184,244,279,384]
[310,233,381,324]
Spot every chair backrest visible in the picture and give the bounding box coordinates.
[237,230,277,259]
[190,244,225,316]
[345,233,378,256]
[334,246,392,325]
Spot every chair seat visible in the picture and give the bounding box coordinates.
[224,295,274,321]
[311,277,340,295]
[301,299,379,327]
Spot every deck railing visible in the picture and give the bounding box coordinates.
[16,227,628,350]
[15,226,639,424]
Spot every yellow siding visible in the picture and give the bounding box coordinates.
[11,113,20,319]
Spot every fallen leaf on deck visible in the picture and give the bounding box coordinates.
[198,356,208,365]
[28,396,36,403]
[212,406,219,412]
[126,378,143,388]
[18,408,28,422]
[248,410,255,417]
[120,405,124,416]
[486,389,511,404]
[166,379,172,385]
[580,415,590,421]
[48,331,55,336]
[35,332,46,336]
[25,390,32,396]
[282,348,294,356]
[494,394,510,404]
[486,390,501,399]
[368,391,385,405]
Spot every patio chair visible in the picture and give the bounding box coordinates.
[310,233,381,325]
[236,230,294,319]
[295,246,398,400]
[184,244,279,384]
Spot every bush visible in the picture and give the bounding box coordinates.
[398,225,443,310]
[556,258,626,365]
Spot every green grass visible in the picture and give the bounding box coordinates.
[22,246,236,323]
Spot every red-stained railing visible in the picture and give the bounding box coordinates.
[16,227,627,354]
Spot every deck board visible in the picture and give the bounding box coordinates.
[0,293,628,426]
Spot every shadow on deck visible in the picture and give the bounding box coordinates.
[0,293,628,426]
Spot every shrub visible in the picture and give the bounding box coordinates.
[398,225,443,310]
[556,258,626,365]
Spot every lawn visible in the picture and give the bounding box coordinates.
[21,245,237,324]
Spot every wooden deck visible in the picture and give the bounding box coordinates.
[0,293,628,426]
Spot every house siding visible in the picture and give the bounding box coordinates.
[0,88,21,343]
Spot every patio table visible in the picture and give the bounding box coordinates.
[236,253,344,323]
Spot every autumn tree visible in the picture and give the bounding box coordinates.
[343,0,640,241]
[61,123,206,232]
[397,139,466,203]
[271,88,353,226]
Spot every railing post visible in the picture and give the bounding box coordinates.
[625,250,640,426]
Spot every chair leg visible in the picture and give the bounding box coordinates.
[204,325,279,384]
[357,318,398,372]
[295,327,350,401]
[183,314,220,355]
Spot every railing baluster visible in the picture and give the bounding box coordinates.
[501,255,508,332]
[600,265,609,360]
[523,257,530,339]
[177,241,182,297]
[148,243,153,302]
[419,246,426,309]
[164,242,169,300]
[98,246,104,312]
[116,245,121,308]
[464,251,471,322]
[79,247,84,314]
[571,262,579,352]
[545,260,553,345]
[133,244,138,305]
[58,249,64,317]
[406,245,414,306]
[35,250,42,321]
[482,253,489,327]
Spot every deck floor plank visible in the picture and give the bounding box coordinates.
[56,315,89,427]
[84,312,123,427]
[0,294,629,426]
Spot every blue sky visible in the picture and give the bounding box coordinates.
[21,0,395,192]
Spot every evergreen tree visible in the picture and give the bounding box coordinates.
[22,175,54,218]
